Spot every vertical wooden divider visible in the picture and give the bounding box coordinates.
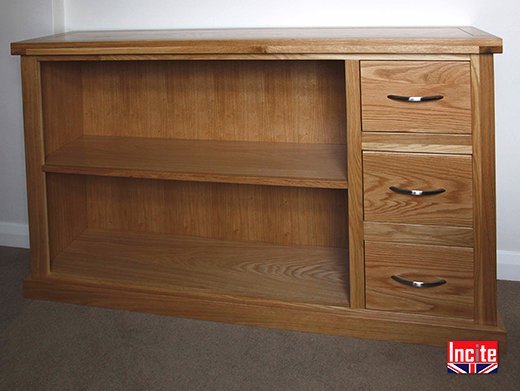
[346,60,365,308]
[21,56,50,278]
[471,54,497,326]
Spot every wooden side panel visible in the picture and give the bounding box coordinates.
[82,60,346,143]
[364,222,474,248]
[40,61,84,156]
[471,54,497,326]
[365,242,474,319]
[86,176,348,248]
[46,174,88,260]
[361,61,471,133]
[346,60,365,308]
[20,57,50,278]
[362,132,472,155]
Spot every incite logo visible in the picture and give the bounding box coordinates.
[447,341,498,374]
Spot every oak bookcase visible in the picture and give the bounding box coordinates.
[12,27,507,349]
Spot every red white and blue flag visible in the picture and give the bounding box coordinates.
[447,341,498,374]
[447,363,498,374]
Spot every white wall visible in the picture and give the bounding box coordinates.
[2,0,520,279]
[52,0,65,34]
[0,0,54,248]
[64,0,473,30]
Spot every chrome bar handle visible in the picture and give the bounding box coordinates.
[389,186,445,196]
[387,94,444,102]
[391,275,447,288]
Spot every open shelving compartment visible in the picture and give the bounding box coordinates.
[41,58,350,308]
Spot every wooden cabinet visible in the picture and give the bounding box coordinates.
[11,27,506,349]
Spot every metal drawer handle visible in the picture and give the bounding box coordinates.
[389,186,445,196]
[391,275,447,288]
[387,94,444,102]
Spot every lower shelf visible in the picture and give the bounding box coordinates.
[51,229,350,307]
[34,228,507,350]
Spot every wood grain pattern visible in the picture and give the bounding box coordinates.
[43,136,347,189]
[361,61,471,133]
[363,152,473,227]
[13,29,506,348]
[33,54,472,62]
[50,229,349,306]
[364,222,474,248]
[10,27,503,56]
[25,44,490,56]
[20,57,50,278]
[86,176,348,248]
[346,60,365,309]
[365,242,474,319]
[44,167,346,190]
[471,54,497,326]
[40,61,84,155]
[22,276,506,351]
[46,174,87,260]
[362,132,472,154]
[497,313,507,349]
[81,60,346,144]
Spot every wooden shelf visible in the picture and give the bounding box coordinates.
[51,229,350,307]
[43,136,348,189]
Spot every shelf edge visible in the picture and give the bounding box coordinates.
[42,164,349,189]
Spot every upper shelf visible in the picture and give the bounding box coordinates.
[43,136,348,189]
[11,27,502,56]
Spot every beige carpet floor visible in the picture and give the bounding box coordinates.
[1,245,518,390]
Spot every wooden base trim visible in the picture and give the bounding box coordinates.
[23,275,507,351]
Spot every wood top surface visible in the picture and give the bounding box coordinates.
[11,27,502,55]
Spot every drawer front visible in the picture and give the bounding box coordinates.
[365,242,474,319]
[363,152,473,227]
[361,61,471,134]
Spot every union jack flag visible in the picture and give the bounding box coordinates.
[447,363,498,374]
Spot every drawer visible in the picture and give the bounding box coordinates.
[361,61,471,133]
[363,152,473,227]
[365,242,474,319]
